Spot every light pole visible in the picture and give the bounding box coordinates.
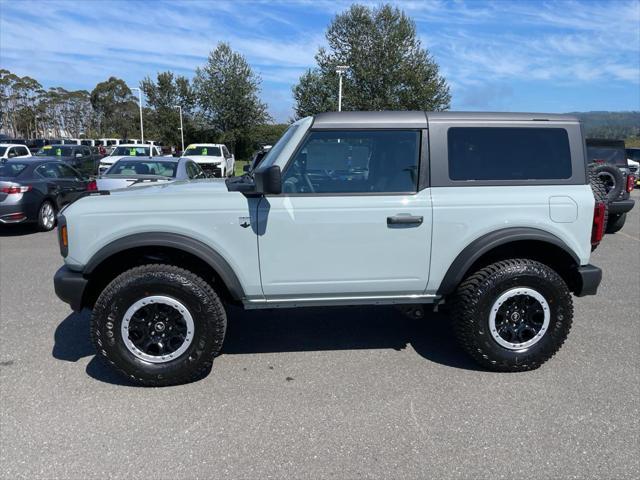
[174,105,184,153]
[335,65,349,112]
[130,87,144,144]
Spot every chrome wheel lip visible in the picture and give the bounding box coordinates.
[41,203,55,229]
[488,287,550,351]
[121,295,194,364]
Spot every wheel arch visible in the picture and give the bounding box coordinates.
[437,227,582,296]
[81,232,245,308]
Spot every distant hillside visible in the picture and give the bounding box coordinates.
[569,111,640,140]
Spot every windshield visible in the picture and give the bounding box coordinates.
[587,146,627,166]
[36,145,73,156]
[184,146,221,157]
[111,146,150,156]
[0,162,28,177]
[259,117,313,169]
[106,160,177,177]
[627,149,640,161]
[0,147,6,156]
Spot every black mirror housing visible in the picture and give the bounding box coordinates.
[243,164,251,173]
[254,165,282,195]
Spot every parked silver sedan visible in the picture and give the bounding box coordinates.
[96,156,206,191]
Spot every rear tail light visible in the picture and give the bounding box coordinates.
[86,180,98,191]
[626,175,635,193]
[591,202,606,246]
[1,185,31,194]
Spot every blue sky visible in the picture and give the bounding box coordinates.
[1,0,638,122]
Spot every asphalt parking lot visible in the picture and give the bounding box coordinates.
[1,191,638,480]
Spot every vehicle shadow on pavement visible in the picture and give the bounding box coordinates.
[0,225,39,236]
[52,311,138,386]
[223,305,482,371]
[52,305,481,386]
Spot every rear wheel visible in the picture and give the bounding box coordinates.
[451,259,573,372]
[91,264,227,386]
[37,200,56,231]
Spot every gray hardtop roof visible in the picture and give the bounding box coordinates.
[312,111,579,129]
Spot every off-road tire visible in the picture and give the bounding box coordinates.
[451,259,573,372]
[592,163,623,202]
[605,213,627,234]
[588,165,608,248]
[37,200,56,231]
[91,264,227,386]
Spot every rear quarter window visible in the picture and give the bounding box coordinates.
[448,127,572,181]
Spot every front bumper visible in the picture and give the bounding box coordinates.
[575,264,602,297]
[54,266,88,311]
[608,199,635,215]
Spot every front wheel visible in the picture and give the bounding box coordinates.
[91,264,227,386]
[451,259,573,372]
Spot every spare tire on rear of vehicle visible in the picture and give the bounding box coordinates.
[592,163,623,202]
[588,165,608,249]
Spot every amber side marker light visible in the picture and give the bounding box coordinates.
[61,225,68,247]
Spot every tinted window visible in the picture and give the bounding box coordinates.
[282,130,420,194]
[0,163,28,177]
[448,128,572,181]
[35,163,60,178]
[0,147,7,156]
[184,146,221,157]
[36,145,74,157]
[111,146,149,156]
[107,161,177,177]
[587,146,627,166]
[56,164,79,178]
[18,147,30,156]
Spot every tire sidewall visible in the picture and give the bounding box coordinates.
[37,200,56,231]
[93,268,225,384]
[459,261,572,369]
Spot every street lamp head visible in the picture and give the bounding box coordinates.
[335,65,349,74]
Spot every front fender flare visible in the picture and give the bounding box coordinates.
[83,232,245,300]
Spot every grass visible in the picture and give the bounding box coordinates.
[234,159,250,176]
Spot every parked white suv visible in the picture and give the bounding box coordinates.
[54,111,605,386]
[182,143,234,177]
[98,144,162,175]
[0,144,32,161]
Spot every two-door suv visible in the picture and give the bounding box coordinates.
[54,112,604,386]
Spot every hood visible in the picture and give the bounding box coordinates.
[107,178,228,197]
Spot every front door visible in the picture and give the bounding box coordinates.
[257,129,432,299]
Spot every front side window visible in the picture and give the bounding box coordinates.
[56,163,80,178]
[448,127,572,181]
[282,130,420,194]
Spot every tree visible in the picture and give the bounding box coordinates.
[292,3,451,117]
[90,77,139,138]
[194,42,270,153]
[140,71,196,147]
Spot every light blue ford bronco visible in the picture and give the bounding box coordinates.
[54,111,604,386]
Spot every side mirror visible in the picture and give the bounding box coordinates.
[243,164,251,173]
[254,165,281,195]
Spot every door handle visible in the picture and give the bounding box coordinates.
[387,215,423,226]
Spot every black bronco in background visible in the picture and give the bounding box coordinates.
[586,139,635,234]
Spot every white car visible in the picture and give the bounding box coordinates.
[98,144,162,175]
[0,144,32,161]
[181,143,234,177]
